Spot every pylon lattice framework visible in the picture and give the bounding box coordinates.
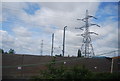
[75,10,100,58]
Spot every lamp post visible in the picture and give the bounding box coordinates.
[62,26,67,57]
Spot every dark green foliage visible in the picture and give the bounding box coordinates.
[0,48,4,54]
[77,49,81,57]
[32,58,92,80]
[4,51,8,54]
[55,54,62,57]
[8,49,15,54]
[92,72,119,79]
[32,58,120,81]
[63,65,92,79]
[38,57,66,79]
[0,48,16,54]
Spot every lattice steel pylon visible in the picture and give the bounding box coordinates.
[75,10,100,58]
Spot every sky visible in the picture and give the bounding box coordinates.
[0,1,119,57]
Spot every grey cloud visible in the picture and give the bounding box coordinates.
[12,26,32,37]
[2,2,118,57]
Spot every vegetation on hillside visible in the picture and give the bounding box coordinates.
[32,57,119,81]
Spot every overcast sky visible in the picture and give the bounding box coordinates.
[0,1,119,57]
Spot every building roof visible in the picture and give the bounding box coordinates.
[112,56,120,59]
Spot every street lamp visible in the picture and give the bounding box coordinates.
[62,26,67,57]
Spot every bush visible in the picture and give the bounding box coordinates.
[32,58,119,81]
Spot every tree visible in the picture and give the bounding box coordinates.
[8,49,15,54]
[4,51,8,54]
[0,49,4,54]
[32,58,120,80]
[32,57,92,80]
[77,49,81,57]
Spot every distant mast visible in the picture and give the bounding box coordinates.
[40,40,43,56]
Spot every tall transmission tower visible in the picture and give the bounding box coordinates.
[40,40,43,55]
[75,10,100,58]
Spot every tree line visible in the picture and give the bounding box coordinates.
[0,48,15,54]
[0,48,81,57]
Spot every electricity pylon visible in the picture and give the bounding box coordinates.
[75,10,100,58]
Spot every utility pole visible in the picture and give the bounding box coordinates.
[111,58,114,73]
[21,54,24,78]
[40,40,43,56]
[75,10,100,58]
[51,33,54,56]
[62,26,67,57]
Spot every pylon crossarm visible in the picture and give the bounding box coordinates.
[87,15,97,19]
[88,32,98,35]
[89,23,100,27]
[75,26,85,30]
[76,34,85,37]
[77,18,86,22]
[80,34,85,37]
